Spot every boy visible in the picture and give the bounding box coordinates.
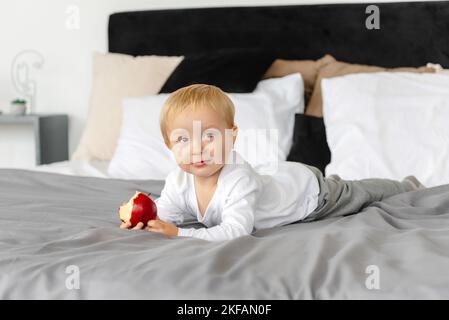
[120,84,424,241]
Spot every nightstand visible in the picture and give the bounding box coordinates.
[0,114,68,167]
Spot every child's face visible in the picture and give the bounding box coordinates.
[166,106,237,178]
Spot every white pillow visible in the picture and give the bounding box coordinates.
[108,73,303,180]
[322,72,449,187]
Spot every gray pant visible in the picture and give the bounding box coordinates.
[302,165,415,222]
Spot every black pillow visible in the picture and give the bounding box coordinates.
[159,49,275,93]
[287,114,331,175]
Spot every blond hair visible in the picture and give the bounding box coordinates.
[160,84,235,146]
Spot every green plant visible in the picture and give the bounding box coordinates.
[11,99,26,105]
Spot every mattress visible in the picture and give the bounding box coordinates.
[1,167,449,299]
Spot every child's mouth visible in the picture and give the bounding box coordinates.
[192,160,208,167]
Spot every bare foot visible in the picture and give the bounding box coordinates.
[402,175,426,191]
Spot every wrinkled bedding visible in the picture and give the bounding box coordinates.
[1,168,449,299]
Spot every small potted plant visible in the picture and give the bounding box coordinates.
[10,99,27,115]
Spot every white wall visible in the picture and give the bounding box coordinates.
[0,0,429,158]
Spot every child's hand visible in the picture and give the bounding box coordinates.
[119,216,178,237]
[119,221,146,230]
[119,215,162,230]
[146,220,178,237]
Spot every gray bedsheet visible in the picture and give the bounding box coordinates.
[1,168,449,299]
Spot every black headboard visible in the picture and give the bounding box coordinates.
[109,1,449,68]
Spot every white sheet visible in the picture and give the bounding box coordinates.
[29,160,112,178]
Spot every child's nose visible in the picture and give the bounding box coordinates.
[191,138,202,154]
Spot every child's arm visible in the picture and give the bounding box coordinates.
[153,170,185,225]
[177,212,254,241]
[154,191,184,225]
[122,214,178,236]
[146,218,178,236]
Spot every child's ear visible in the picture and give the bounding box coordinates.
[232,125,238,144]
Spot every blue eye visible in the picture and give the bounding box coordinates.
[176,136,189,143]
[203,132,215,141]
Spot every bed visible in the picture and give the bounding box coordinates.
[1,1,449,299]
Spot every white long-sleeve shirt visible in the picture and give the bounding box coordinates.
[155,151,320,241]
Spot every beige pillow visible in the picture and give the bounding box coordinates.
[305,56,436,117]
[263,55,335,104]
[72,52,183,161]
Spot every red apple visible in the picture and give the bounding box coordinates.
[118,191,157,227]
